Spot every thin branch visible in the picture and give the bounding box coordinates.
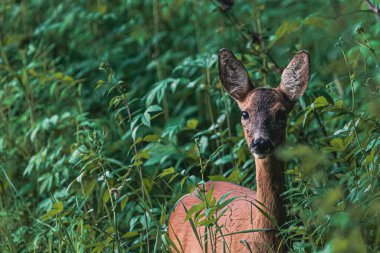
[115,81,151,252]
[312,111,341,168]
[365,0,380,22]
[323,9,374,20]
[211,0,282,74]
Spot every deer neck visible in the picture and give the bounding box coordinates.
[252,155,287,250]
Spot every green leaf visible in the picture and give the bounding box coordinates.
[216,191,233,206]
[331,138,345,152]
[102,189,110,204]
[269,20,300,47]
[214,155,232,166]
[335,99,343,109]
[120,195,129,210]
[362,149,375,166]
[312,96,329,109]
[146,104,162,113]
[186,119,199,130]
[141,105,162,127]
[158,167,175,178]
[169,174,179,183]
[53,201,63,213]
[180,177,187,188]
[40,201,64,221]
[218,197,237,210]
[122,231,139,239]
[142,111,151,127]
[143,134,160,142]
[185,202,205,221]
[83,179,96,197]
[95,79,104,90]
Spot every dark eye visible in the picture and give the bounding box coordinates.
[277,110,287,122]
[242,111,249,120]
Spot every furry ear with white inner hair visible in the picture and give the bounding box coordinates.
[279,50,310,101]
[218,48,254,101]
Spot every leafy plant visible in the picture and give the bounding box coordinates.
[0,0,379,252]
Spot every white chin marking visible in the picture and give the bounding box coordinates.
[253,153,269,159]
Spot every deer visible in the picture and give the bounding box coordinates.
[168,48,310,253]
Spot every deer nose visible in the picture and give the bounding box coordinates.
[251,138,273,154]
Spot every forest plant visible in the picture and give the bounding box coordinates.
[0,0,379,252]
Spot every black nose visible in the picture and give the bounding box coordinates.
[251,138,273,154]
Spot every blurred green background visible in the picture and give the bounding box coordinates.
[0,0,379,252]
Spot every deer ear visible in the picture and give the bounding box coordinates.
[218,48,254,101]
[279,50,310,101]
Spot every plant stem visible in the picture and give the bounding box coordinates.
[153,0,169,123]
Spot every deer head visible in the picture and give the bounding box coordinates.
[218,48,310,159]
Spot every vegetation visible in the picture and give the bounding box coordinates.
[0,0,379,252]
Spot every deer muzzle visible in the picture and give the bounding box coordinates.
[250,137,274,158]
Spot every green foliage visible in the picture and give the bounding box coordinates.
[0,0,379,252]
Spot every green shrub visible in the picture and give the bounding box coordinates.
[0,0,379,252]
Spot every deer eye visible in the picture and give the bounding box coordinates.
[276,109,287,122]
[242,111,249,120]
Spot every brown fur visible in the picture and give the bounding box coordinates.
[168,158,286,253]
[237,88,294,152]
[218,48,254,101]
[167,49,310,253]
[279,50,310,101]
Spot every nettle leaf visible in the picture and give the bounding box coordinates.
[122,231,139,239]
[214,155,232,166]
[53,201,63,212]
[146,104,162,113]
[142,111,151,127]
[145,79,174,106]
[330,138,345,152]
[41,115,59,130]
[170,78,181,92]
[158,167,176,178]
[186,119,199,130]
[362,149,375,166]
[143,134,160,142]
[131,126,139,141]
[311,96,329,109]
[40,201,64,221]
[335,99,343,109]
[141,105,162,127]
[95,79,104,90]
[366,138,380,152]
[334,121,351,136]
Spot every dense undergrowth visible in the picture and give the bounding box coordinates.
[0,0,379,252]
